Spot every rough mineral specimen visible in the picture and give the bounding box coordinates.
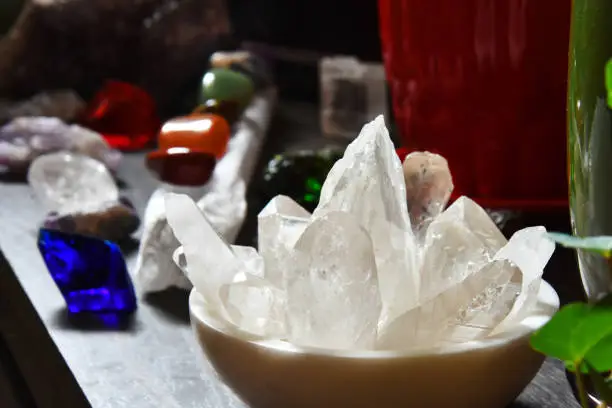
[167,115,556,352]
[0,90,85,124]
[28,152,138,241]
[0,117,121,173]
[38,228,137,314]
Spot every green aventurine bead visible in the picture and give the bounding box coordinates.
[200,68,255,108]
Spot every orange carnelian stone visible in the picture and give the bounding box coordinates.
[146,113,230,186]
[80,80,161,151]
[157,113,230,159]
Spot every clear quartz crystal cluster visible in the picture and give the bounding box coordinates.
[166,115,555,351]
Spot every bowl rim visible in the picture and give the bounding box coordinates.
[189,280,560,360]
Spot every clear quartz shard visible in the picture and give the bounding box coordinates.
[285,211,382,350]
[165,193,240,311]
[490,226,555,335]
[27,152,119,215]
[314,115,418,324]
[378,259,516,349]
[402,151,454,233]
[257,195,311,287]
[418,196,507,303]
[220,275,286,338]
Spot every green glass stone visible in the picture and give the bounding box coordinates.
[199,68,255,108]
[259,148,344,213]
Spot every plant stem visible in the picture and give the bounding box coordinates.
[576,367,591,408]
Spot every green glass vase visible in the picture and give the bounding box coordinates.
[568,1,612,405]
[568,0,612,302]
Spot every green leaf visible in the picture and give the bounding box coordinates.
[587,363,612,405]
[571,306,612,372]
[585,332,612,372]
[530,303,591,361]
[531,300,612,373]
[547,232,612,258]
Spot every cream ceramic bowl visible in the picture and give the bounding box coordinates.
[189,281,559,408]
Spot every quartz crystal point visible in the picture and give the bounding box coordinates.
[165,193,238,308]
[286,211,381,349]
[0,117,121,172]
[402,151,454,233]
[257,195,310,288]
[314,115,418,324]
[166,193,284,336]
[490,226,555,334]
[418,196,507,303]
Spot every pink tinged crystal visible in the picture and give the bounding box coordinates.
[0,117,121,172]
[402,151,454,232]
[285,211,382,350]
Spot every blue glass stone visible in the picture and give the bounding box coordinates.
[37,228,137,314]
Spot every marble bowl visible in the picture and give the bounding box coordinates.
[189,281,559,408]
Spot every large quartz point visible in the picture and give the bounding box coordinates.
[401,151,454,234]
[257,195,310,288]
[0,117,121,173]
[28,152,138,241]
[165,193,239,308]
[314,115,418,325]
[286,211,382,350]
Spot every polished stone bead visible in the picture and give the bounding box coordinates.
[146,113,230,185]
[210,50,273,90]
[38,228,137,314]
[192,99,241,125]
[80,80,160,151]
[146,151,216,186]
[260,148,344,212]
[200,68,254,108]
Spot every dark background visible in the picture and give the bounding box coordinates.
[228,0,382,102]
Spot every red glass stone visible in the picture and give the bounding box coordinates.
[80,80,161,151]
